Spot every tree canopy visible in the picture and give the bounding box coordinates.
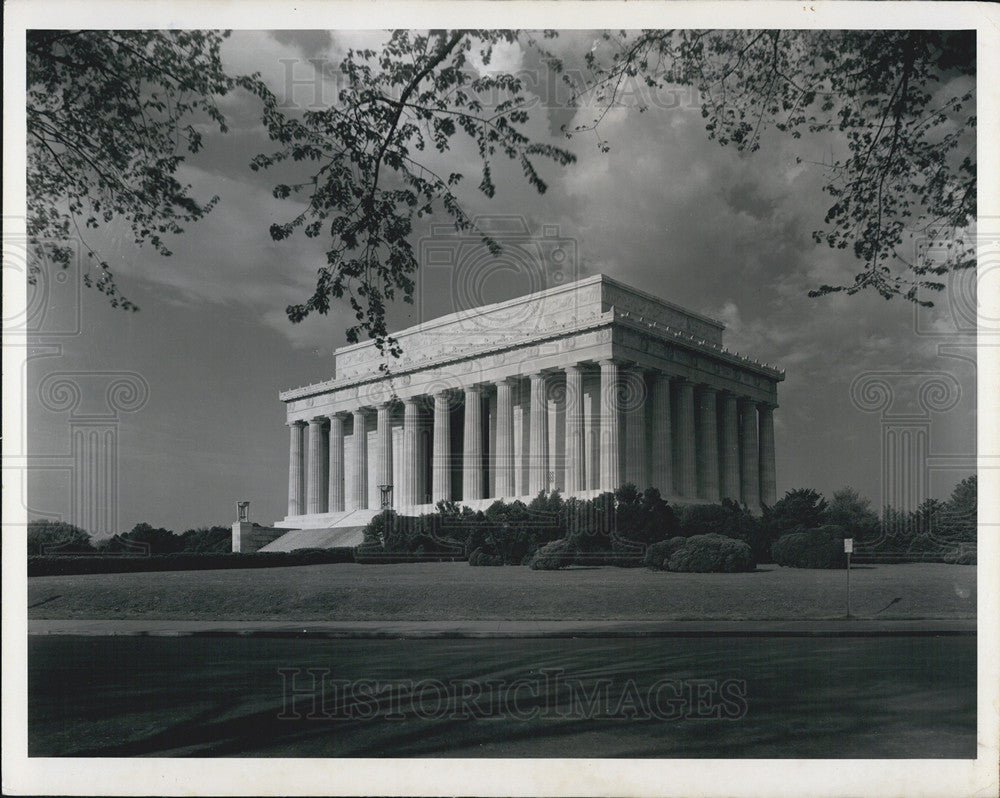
[26,28,976,351]
[26,30,238,310]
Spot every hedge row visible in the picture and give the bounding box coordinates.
[28,548,355,576]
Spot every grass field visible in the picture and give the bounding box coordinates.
[27,561,975,621]
[30,634,976,757]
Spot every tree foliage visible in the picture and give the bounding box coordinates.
[26,30,239,310]
[27,519,93,555]
[245,29,574,355]
[570,29,975,305]
[764,488,828,538]
[824,486,881,541]
[27,29,976,351]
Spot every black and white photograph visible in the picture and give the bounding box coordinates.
[3,1,998,796]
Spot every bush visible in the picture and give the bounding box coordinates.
[678,504,733,537]
[179,526,232,553]
[771,525,846,569]
[614,485,680,545]
[764,489,828,537]
[28,520,93,555]
[468,547,503,566]
[643,537,687,570]
[667,534,755,573]
[529,538,576,570]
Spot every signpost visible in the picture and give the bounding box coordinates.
[844,538,854,618]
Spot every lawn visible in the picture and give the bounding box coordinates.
[27,561,976,621]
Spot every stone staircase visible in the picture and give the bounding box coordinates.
[258,508,381,552]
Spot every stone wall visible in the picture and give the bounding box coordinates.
[231,522,290,553]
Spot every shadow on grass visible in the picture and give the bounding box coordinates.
[29,635,976,758]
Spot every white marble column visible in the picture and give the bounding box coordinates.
[650,372,673,497]
[287,421,305,516]
[758,403,777,508]
[624,366,647,489]
[306,418,326,514]
[328,413,345,512]
[598,359,621,493]
[739,399,760,512]
[351,409,368,509]
[529,373,549,495]
[514,385,529,497]
[375,403,393,506]
[494,378,515,498]
[696,386,720,502]
[676,379,697,497]
[401,399,420,507]
[463,386,484,500]
[719,394,741,501]
[432,392,451,503]
[564,364,585,494]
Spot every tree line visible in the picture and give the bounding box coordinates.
[27,520,231,556]
[27,474,975,560]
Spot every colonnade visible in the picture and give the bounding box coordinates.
[287,360,777,516]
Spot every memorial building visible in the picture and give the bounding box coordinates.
[272,274,783,541]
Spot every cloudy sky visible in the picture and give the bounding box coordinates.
[24,28,978,535]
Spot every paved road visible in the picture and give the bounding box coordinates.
[27,618,977,637]
[29,633,975,758]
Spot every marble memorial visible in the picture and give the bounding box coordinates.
[256,275,783,550]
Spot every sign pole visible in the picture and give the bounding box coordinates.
[847,551,852,618]
[844,538,854,619]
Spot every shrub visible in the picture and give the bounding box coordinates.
[28,520,93,555]
[771,525,846,569]
[529,538,576,571]
[678,504,733,537]
[643,537,687,570]
[824,487,881,542]
[667,534,755,573]
[614,485,680,545]
[179,526,231,553]
[468,547,503,566]
[764,489,828,538]
[106,522,183,554]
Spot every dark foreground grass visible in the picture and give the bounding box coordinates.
[27,561,976,621]
[29,635,976,757]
